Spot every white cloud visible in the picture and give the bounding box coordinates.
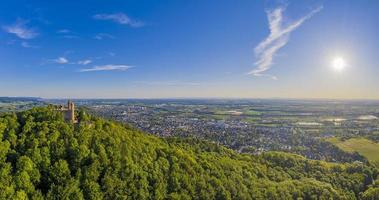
[93,13,144,27]
[77,59,92,65]
[53,57,69,64]
[79,64,133,72]
[94,33,115,40]
[248,6,322,79]
[3,19,38,39]
[46,57,93,65]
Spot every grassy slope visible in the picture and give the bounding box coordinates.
[327,137,379,166]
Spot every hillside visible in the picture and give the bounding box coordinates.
[0,107,378,199]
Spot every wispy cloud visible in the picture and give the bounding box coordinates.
[56,29,79,39]
[45,56,94,65]
[6,39,17,45]
[93,13,144,27]
[2,19,38,39]
[79,64,133,72]
[53,57,69,64]
[94,33,115,40]
[61,35,79,39]
[248,6,322,79]
[57,29,71,34]
[21,41,39,48]
[77,59,92,65]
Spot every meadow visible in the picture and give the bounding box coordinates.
[327,137,379,166]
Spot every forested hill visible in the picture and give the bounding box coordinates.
[0,107,378,200]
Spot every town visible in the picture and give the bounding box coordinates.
[80,99,379,163]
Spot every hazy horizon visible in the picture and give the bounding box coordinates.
[5,96,379,102]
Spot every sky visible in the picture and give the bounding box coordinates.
[0,0,379,99]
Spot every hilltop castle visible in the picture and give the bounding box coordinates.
[57,100,76,123]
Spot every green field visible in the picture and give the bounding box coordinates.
[327,137,379,166]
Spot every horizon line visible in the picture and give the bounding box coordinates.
[3,96,379,102]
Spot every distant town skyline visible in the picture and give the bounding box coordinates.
[1,0,379,99]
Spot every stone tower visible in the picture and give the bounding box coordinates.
[66,100,75,122]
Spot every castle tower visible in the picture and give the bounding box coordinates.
[70,101,75,122]
[66,100,75,122]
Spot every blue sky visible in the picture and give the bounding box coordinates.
[0,0,378,99]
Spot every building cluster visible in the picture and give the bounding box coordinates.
[86,101,379,160]
[89,104,308,154]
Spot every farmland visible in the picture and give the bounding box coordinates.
[327,137,379,166]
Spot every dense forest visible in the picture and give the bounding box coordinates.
[0,107,378,199]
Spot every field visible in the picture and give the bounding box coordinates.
[327,137,379,166]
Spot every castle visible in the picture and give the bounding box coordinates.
[57,100,76,123]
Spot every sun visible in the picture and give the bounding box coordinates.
[332,57,346,71]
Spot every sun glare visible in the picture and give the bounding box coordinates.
[332,57,346,71]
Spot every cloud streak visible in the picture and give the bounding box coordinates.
[57,29,71,34]
[77,59,92,65]
[53,57,69,64]
[2,19,38,39]
[79,64,133,72]
[93,13,144,27]
[248,6,322,79]
[21,41,39,48]
[46,57,94,65]
[94,33,115,40]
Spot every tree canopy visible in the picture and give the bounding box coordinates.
[0,107,377,199]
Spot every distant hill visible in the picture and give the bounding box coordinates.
[0,97,45,113]
[0,97,42,102]
[0,107,378,199]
